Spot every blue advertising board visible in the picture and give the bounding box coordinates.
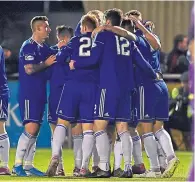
[6,81,51,148]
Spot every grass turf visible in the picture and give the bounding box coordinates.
[0,149,192,181]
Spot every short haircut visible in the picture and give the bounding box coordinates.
[56,25,73,38]
[121,18,135,32]
[30,16,48,31]
[104,8,123,26]
[87,10,104,25]
[80,14,98,30]
[125,10,142,17]
[174,34,187,48]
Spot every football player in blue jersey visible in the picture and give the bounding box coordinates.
[48,25,74,176]
[13,16,56,177]
[46,15,99,177]
[0,46,10,175]
[129,14,179,178]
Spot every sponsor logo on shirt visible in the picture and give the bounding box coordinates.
[25,55,34,61]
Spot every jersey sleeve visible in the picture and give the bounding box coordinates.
[74,21,81,36]
[131,42,157,79]
[74,32,105,69]
[20,44,37,66]
[56,37,75,63]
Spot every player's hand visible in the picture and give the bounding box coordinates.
[69,60,75,70]
[129,15,143,30]
[58,40,67,49]
[92,25,107,38]
[144,21,155,29]
[45,55,56,67]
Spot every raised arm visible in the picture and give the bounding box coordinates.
[131,42,157,79]
[129,16,161,50]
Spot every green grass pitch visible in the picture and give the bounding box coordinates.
[0,149,193,181]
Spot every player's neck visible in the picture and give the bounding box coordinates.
[32,34,44,46]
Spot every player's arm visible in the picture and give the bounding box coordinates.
[129,16,161,50]
[24,55,56,75]
[92,25,137,41]
[71,33,105,69]
[131,42,157,79]
[21,45,56,75]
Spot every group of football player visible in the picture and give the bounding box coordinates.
[0,8,180,178]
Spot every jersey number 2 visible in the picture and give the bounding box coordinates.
[79,37,91,56]
[115,36,130,56]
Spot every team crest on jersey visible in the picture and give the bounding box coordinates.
[25,55,34,61]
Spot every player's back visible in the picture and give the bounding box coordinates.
[19,38,53,101]
[0,46,9,96]
[67,32,99,83]
[97,31,134,91]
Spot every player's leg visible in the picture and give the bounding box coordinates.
[13,99,44,177]
[47,82,78,177]
[113,132,123,176]
[129,126,146,174]
[115,90,133,178]
[153,81,179,178]
[93,119,110,177]
[91,141,100,172]
[107,125,114,170]
[116,121,133,178]
[155,136,167,173]
[50,123,65,176]
[79,83,97,176]
[135,85,161,178]
[92,88,116,178]
[48,95,65,176]
[79,123,94,176]
[71,123,83,176]
[0,96,10,175]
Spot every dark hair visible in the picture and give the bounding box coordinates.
[56,25,73,38]
[104,8,123,26]
[121,18,135,32]
[174,34,187,48]
[81,15,98,30]
[30,16,48,30]
[125,10,142,17]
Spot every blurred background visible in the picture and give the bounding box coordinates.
[0,1,193,151]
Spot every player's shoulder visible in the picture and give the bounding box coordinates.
[94,30,112,43]
[21,38,37,51]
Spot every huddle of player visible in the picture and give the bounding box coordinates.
[0,8,180,178]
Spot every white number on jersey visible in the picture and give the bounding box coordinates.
[115,36,130,56]
[79,37,91,56]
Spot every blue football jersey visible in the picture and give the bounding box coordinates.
[19,38,54,102]
[56,32,99,83]
[0,46,9,96]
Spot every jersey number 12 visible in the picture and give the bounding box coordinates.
[115,36,130,56]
